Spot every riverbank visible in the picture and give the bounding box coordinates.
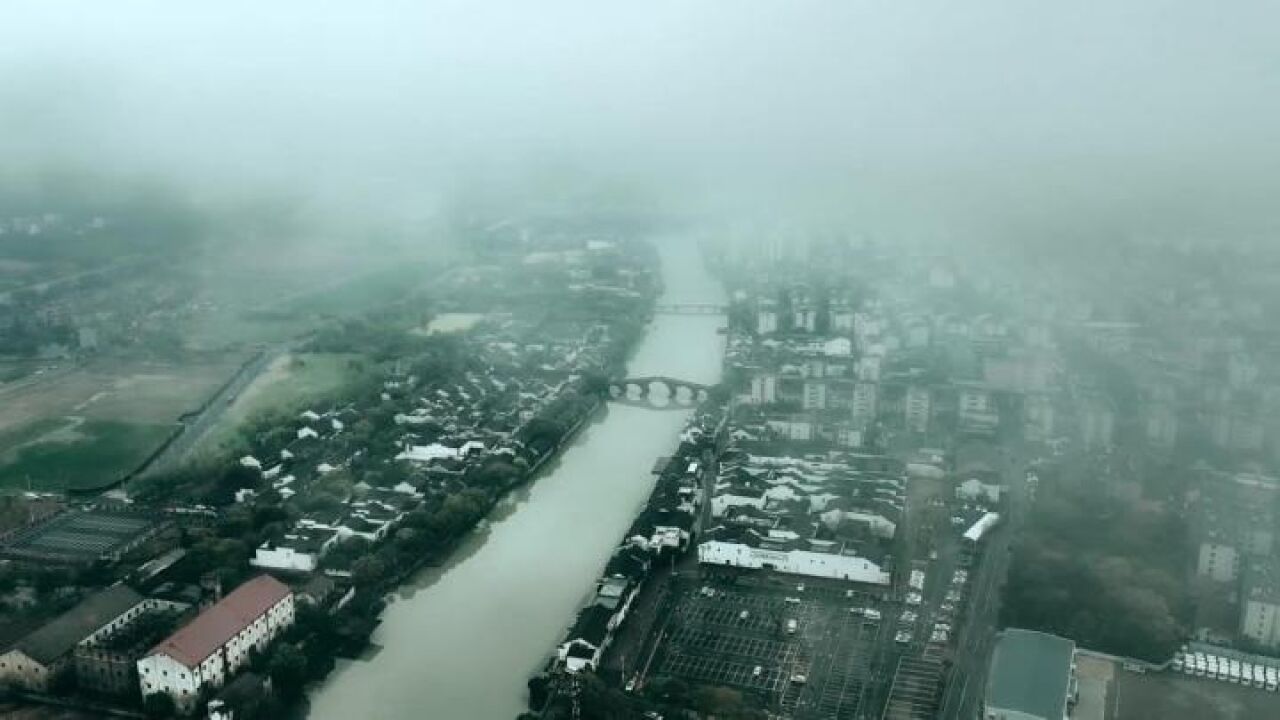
[526,395,729,717]
[305,238,727,720]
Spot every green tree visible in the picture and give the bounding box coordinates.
[269,643,309,700]
[352,554,390,588]
[143,692,177,718]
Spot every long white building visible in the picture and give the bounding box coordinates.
[138,575,294,713]
[698,541,889,585]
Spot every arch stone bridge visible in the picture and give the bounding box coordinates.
[607,376,713,410]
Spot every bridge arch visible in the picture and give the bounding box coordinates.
[606,376,714,409]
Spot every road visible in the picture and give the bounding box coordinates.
[938,444,1032,720]
[0,254,156,299]
[137,344,289,477]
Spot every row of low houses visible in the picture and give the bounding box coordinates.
[0,575,294,715]
[696,447,898,586]
[251,485,420,574]
[553,422,711,674]
[235,314,617,577]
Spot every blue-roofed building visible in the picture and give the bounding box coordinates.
[984,628,1076,720]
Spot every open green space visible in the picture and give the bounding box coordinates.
[0,417,68,450]
[279,265,427,317]
[0,419,175,491]
[195,352,373,458]
[182,264,430,351]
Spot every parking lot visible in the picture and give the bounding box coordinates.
[650,578,893,719]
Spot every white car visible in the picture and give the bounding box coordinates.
[863,609,882,621]
[895,631,912,644]
[906,592,923,606]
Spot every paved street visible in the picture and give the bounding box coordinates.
[138,344,288,477]
[939,444,1032,720]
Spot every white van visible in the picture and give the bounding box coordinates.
[786,619,798,634]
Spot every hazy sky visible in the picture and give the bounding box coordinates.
[4,1,1279,238]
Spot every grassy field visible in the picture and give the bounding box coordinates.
[0,356,246,492]
[280,265,427,317]
[0,357,245,435]
[183,262,435,351]
[194,352,372,458]
[0,420,175,490]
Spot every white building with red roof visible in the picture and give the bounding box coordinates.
[137,575,294,712]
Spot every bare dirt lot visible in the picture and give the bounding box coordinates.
[1115,666,1280,720]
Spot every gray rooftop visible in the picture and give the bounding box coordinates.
[16,584,144,665]
[986,628,1074,720]
[1245,556,1280,605]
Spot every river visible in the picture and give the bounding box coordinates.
[307,238,725,719]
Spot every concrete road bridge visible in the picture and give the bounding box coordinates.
[652,303,728,316]
[607,376,713,410]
